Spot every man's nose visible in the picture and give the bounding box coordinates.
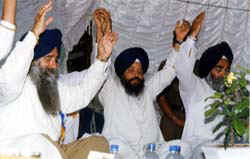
[49,60,57,69]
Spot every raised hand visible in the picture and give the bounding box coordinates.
[97,32,118,62]
[175,19,191,42]
[93,8,112,42]
[2,0,17,25]
[190,11,205,39]
[31,0,54,40]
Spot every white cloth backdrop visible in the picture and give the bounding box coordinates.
[98,0,250,73]
[0,0,250,73]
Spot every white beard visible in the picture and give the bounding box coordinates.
[205,73,225,92]
[29,62,61,116]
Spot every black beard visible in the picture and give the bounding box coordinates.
[29,63,61,116]
[120,77,145,96]
[205,73,225,92]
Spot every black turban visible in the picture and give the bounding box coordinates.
[114,47,149,78]
[198,41,233,78]
[21,29,62,60]
[34,29,62,60]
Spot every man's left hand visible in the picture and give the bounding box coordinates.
[97,32,118,62]
[175,20,191,42]
[93,8,112,42]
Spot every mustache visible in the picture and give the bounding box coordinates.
[205,73,225,92]
[128,77,143,83]
[120,77,145,96]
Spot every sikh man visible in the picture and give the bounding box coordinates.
[172,12,234,155]
[0,1,118,159]
[94,8,192,159]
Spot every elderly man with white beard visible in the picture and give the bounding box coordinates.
[0,1,118,159]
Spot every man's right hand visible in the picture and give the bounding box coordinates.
[2,0,17,25]
[31,0,54,40]
[190,12,205,39]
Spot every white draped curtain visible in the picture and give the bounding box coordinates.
[1,0,250,72]
[98,0,250,72]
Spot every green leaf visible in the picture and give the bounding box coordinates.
[205,92,223,101]
[213,122,225,133]
[237,110,249,119]
[214,92,223,98]
[223,106,233,117]
[239,79,247,88]
[232,119,246,136]
[205,107,218,117]
[205,102,221,117]
[224,98,233,105]
[225,88,233,95]
[234,99,249,114]
[224,127,231,149]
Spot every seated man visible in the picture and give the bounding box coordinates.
[94,9,191,159]
[0,1,118,159]
[173,12,234,154]
[98,46,193,158]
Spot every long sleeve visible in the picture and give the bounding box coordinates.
[0,32,37,105]
[146,52,177,99]
[0,20,16,60]
[98,70,115,108]
[59,59,110,114]
[175,37,199,104]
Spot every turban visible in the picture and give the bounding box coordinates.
[198,41,233,78]
[34,29,62,60]
[21,29,62,60]
[114,47,149,78]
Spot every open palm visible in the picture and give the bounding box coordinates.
[97,32,118,62]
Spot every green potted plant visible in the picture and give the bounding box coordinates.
[202,66,250,159]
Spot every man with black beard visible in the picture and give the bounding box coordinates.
[0,1,118,159]
[95,8,192,157]
[98,46,189,159]
[172,12,234,157]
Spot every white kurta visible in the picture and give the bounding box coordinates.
[174,38,223,148]
[98,54,192,159]
[0,20,21,105]
[0,20,15,60]
[0,30,110,159]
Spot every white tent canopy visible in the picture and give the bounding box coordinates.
[1,0,250,72]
